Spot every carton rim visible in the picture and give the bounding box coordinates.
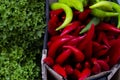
[42,0,120,80]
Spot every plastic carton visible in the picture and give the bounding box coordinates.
[41,0,120,80]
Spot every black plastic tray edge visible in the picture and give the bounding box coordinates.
[43,0,49,49]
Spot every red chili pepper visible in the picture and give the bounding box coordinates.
[106,32,116,41]
[92,58,101,74]
[73,10,81,20]
[60,21,80,36]
[104,56,110,63]
[56,49,72,65]
[78,8,91,21]
[107,39,120,67]
[72,25,85,36]
[50,35,61,41]
[48,15,59,36]
[78,68,91,80]
[96,59,110,71]
[109,38,120,46]
[64,65,74,75]
[53,64,67,78]
[94,45,109,58]
[50,9,64,18]
[95,48,109,58]
[72,69,81,80]
[93,42,108,52]
[75,63,82,71]
[47,41,52,48]
[92,41,100,48]
[48,35,72,58]
[84,61,91,68]
[97,32,110,47]
[96,22,120,33]
[66,35,86,46]
[79,24,95,51]
[63,45,85,62]
[83,41,92,59]
[93,42,109,57]
[43,57,54,67]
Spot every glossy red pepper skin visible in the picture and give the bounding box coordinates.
[92,42,109,57]
[47,41,52,48]
[92,41,100,48]
[63,45,85,62]
[50,9,63,18]
[48,15,59,36]
[96,59,110,71]
[78,8,91,21]
[96,22,120,33]
[72,69,81,80]
[55,49,72,65]
[83,41,92,59]
[64,65,74,75]
[72,25,85,36]
[66,35,86,46]
[93,42,108,52]
[92,58,101,74]
[75,63,82,71]
[95,48,109,58]
[43,57,54,67]
[107,39,120,67]
[84,61,91,68]
[48,9,64,36]
[60,21,81,36]
[50,35,61,41]
[104,56,110,63]
[79,24,95,50]
[78,68,91,80]
[97,32,110,47]
[53,64,67,78]
[48,35,72,58]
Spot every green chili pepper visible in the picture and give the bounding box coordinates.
[50,2,73,31]
[89,1,113,11]
[96,0,107,3]
[81,0,88,7]
[59,0,83,12]
[80,17,100,34]
[90,1,120,28]
[110,2,120,28]
[91,8,119,18]
[117,15,120,28]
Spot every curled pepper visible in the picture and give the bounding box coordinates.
[55,49,72,65]
[92,58,101,74]
[53,64,67,78]
[50,2,73,31]
[90,1,120,28]
[89,1,113,11]
[59,0,84,12]
[111,2,120,28]
[107,39,120,67]
[78,68,91,80]
[60,21,80,36]
[48,35,73,58]
[91,8,119,18]
[96,22,120,33]
[96,59,110,71]
[64,65,74,75]
[63,45,85,62]
[79,24,95,50]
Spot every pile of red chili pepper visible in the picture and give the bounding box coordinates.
[44,0,120,80]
